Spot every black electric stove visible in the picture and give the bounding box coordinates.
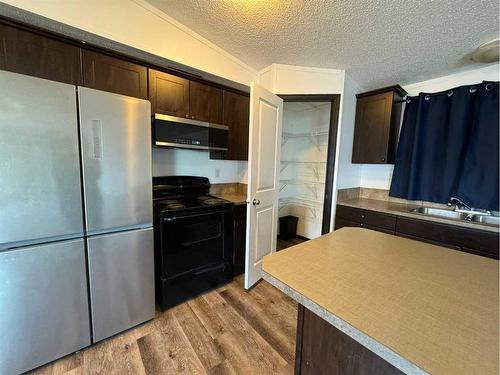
[153,176,234,309]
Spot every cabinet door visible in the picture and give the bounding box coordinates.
[148,69,189,117]
[233,204,247,276]
[396,217,499,259]
[336,205,396,231]
[0,23,81,85]
[352,92,393,163]
[82,50,147,99]
[223,91,250,160]
[298,306,404,375]
[190,81,222,123]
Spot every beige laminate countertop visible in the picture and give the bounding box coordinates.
[214,193,247,205]
[338,197,499,233]
[262,228,499,375]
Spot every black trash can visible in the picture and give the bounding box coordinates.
[279,215,299,240]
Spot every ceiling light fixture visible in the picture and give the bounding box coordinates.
[470,39,499,63]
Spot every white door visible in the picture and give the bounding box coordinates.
[244,82,283,289]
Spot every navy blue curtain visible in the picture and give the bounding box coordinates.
[389,81,499,211]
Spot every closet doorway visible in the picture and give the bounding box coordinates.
[277,95,340,250]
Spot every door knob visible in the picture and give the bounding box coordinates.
[252,198,260,206]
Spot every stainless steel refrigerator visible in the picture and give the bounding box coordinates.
[0,71,154,375]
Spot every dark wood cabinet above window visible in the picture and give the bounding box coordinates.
[82,50,147,99]
[352,85,407,164]
[0,23,82,85]
[148,69,190,118]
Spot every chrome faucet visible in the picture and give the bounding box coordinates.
[448,197,491,219]
[448,197,472,211]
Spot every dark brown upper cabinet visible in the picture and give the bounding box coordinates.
[352,85,407,164]
[82,50,147,99]
[148,69,190,118]
[223,90,250,160]
[189,81,222,123]
[0,23,81,85]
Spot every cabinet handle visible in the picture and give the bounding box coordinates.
[361,214,365,219]
[192,116,195,119]
[381,157,386,162]
[185,114,189,118]
[360,223,364,227]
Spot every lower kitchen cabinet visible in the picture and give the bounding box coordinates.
[395,216,498,259]
[296,305,403,375]
[335,204,499,259]
[233,204,247,275]
[335,205,396,234]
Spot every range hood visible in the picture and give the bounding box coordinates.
[152,114,228,151]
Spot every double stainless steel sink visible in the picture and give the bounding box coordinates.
[410,207,500,226]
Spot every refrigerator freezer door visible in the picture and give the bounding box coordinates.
[0,71,83,249]
[88,228,155,342]
[0,239,90,375]
[78,87,152,234]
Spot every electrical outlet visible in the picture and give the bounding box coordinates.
[214,168,220,178]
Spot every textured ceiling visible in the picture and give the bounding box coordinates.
[146,0,499,89]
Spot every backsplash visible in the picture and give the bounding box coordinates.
[337,187,450,209]
[210,183,247,196]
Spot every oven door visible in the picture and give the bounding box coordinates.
[159,208,233,279]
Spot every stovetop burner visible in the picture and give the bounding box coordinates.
[197,196,228,206]
[154,195,232,212]
[153,176,233,213]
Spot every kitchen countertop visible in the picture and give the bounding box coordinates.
[262,228,499,375]
[214,193,247,205]
[338,197,499,233]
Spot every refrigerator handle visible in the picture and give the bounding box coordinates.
[91,120,103,159]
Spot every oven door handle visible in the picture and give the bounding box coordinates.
[162,208,233,222]
[182,230,222,246]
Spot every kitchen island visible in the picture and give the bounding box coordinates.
[262,228,499,375]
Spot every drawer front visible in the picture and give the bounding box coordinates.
[334,217,362,230]
[335,217,395,235]
[396,217,499,259]
[336,205,396,231]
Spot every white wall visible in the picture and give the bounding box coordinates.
[1,0,257,85]
[359,64,500,189]
[258,64,344,94]
[335,74,363,189]
[152,148,246,183]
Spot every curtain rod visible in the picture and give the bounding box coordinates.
[397,81,498,103]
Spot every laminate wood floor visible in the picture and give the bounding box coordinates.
[29,276,298,375]
[277,236,307,251]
